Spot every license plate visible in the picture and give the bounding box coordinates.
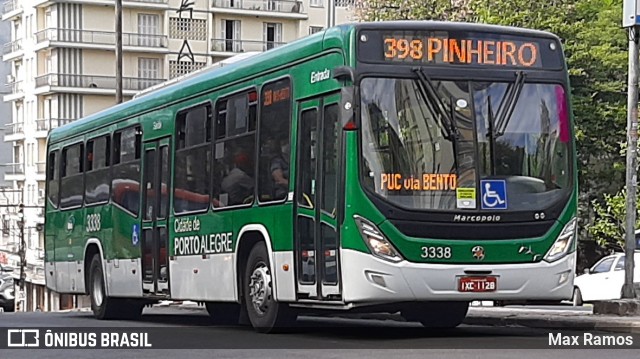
[458,276,497,292]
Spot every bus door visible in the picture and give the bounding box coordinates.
[140,137,172,296]
[295,94,342,300]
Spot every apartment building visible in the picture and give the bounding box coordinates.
[1,0,355,311]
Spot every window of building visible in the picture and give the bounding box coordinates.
[138,58,161,90]
[169,60,207,79]
[169,17,207,41]
[334,0,354,7]
[310,0,323,7]
[2,218,8,237]
[221,20,241,52]
[85,135,111,204]
[137,13,160,47]
[309,26,323,35]
[112,127,142,216]
[213,91,257,208]
[258,78,291,202]
[263,23,282,50]
[60,143,84,209]
[174,105,212,214]
[47,150,59,208]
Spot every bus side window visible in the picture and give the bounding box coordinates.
[258,78,291,203]
[173,104,212,214]
[85,135,111,205]
[60,143,84,209]
[213,90,257,208]
[112,126,142,216]
[47,150,59,208]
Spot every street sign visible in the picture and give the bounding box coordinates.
[623,0,640,27]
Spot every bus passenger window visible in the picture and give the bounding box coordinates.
[47,150,59,208]
[60,143,84,209]
[85,135,111,204]
[213,91,257,208]
[112,127,142,216]
[258,78,291,203]
[174,105,211,214]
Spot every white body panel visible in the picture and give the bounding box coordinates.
[54,261,72,293]
[273,251,295,301]
[45,261,57,291]
[169,253,236,301]
[340,249,575,303]
[107,258,143,297]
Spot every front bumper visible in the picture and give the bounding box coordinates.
[341,249,575,303]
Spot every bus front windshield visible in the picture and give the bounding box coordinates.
[360,77,572,212]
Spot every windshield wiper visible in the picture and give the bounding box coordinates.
[412,67,459,142]
[494,71,526,137]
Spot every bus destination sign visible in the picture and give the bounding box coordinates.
[383,34,541,68]
[358,30,562,69]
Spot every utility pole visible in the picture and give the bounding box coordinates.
[115,0,123,103]
[17,203,25,311]
[623,1,639,299]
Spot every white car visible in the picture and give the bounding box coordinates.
[573,252,640,305]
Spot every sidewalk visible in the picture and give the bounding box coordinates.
[464,306,640,333]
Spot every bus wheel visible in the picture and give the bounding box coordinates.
[401,301,469,328]
[89,255,142,320]
[205,302,240,325]
[243,242,296,333]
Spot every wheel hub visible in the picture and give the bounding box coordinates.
[249,265,271,315]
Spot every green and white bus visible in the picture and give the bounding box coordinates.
[45,21,578,332]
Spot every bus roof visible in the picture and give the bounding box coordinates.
[47,21,559,145]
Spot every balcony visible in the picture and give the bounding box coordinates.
[35,73,166,96]
[4,163,25,180]
[4,80,24,101]
[35,28,169,53]
[36,162,46,175]
[2,39,23,61]
[35,118,73,133]
[4,122,25,142]
[32,0,168,10]
[211,0,307,19]
[2,0,23,21]
[211,39,286,55]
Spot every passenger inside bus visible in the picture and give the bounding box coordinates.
[221,150,254,206]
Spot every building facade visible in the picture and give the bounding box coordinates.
[1,0,355,311]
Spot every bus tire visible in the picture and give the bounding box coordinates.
[401,301,469,328]
[205,302,240,325]
[89,255,143,320]
[243,242,296,333]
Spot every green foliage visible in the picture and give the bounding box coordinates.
[589,189,640,251]
[358,0,630,251]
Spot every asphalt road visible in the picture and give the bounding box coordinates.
[0,306,637,359]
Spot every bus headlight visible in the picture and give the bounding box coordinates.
[354,215,403,263]
[544,217,577,263]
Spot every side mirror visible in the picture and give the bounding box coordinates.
[583,268,590,274]
[339,86,356,130]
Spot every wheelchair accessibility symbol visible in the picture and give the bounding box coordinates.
[481,180,507,210]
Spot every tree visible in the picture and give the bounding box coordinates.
[589,188,640,251]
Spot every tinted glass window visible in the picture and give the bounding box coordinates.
[85,136,110,204]
[47,151,59,208]
[258,79,291,202]
[112,127,142,216]
[174,105,211,214]
[615,256,625,271]
[321,104,339,215]
[592,257,615,274]
[297,109,317,208]
[60,143,84,209]
[213,91,257,208]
